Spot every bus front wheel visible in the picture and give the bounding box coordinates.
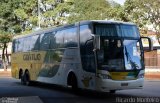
[67,73,78,91]
[110,90,116,93]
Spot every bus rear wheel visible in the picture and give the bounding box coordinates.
[19,69,23,79]
[21,70,31,86]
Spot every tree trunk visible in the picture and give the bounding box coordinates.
[5,44,9,65]
[2,43,7,71]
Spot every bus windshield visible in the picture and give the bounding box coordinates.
[97,38,143,71]
[94,23,144,71]
[94,24,140,38]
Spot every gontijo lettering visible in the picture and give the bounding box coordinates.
[23,54,41,60]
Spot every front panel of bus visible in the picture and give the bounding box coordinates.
[93,23,145,91]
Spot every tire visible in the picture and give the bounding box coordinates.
[71,75,77,90]
[110,90,116,93]
[19,70,23,79]
[21,71,30,86]
[21,75,25,85]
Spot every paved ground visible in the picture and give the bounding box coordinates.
[0,76,160,103]
[0,70,11,77]
[145,72,160,80]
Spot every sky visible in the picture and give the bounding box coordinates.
[112,0,126,5]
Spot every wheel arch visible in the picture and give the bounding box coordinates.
[19,68,23,79]
[67,71,78,86]
[24,69,30,80]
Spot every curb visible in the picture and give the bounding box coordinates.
[0,69,11,72]
[145,72,160,80]
[0,71,11,77]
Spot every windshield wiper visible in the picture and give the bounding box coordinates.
[125,46,129,61]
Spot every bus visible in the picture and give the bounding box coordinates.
[11,20,153,93]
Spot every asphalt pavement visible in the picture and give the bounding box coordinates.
[0,77,160,103]
[0,69,160,103]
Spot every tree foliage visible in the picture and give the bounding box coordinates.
[0,0,160,69]
[123,0,160,32]
[68,0,110,23]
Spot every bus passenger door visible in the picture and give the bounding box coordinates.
[80,39,96,90]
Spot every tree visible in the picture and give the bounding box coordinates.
[0,0,24,34]
[42,0,74,26]
[137,0,160,43]
[123,0,147,28]
[107,1,127,21]
[0,31,12,70]
[68,0,110,23]
[138,0,160,33]
[12,0,73,30]
[123,0,160,41]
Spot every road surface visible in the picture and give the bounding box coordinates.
[0,77,160,103]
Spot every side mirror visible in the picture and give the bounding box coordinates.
[93,35,100,50]
[141,37,153,51]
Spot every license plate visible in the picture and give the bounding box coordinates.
[121,83,128,86]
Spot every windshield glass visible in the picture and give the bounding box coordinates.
[124,40,143,70]
[97,38,143,71]
[94,24,140,38]
[98,38,124,71]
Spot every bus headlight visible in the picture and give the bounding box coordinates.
[97,73,112,79]
[137,73,144,78]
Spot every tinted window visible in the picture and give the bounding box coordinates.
[18,38,24,52]
[54,31,64,48]
[30,35,40,50]
[23,37,31,52]
[40,33,50,50]
[94,24,140,38]
[80,25,96,73]
[50,32,56,49]
[120,25,139,38]
[12,40,18,53]
[80,25,92,44]
[64,27,77,47]
[95,24,118,37]
[12,40,16,53]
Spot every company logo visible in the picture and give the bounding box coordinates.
[23,54,41,61]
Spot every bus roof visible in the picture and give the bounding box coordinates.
[13,20,136,40]
[79,20,136,25]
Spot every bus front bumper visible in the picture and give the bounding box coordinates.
[96,78,144,92]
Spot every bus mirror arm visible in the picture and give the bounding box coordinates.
[141,37,153,51]
[92,35,100,50]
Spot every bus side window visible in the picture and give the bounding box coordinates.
[17,38,24,52]
[64,27,78,48]
[31,35,40,51]
[50,32,56,49]
[54,30,64,48]
[80,25,96,73]
[84,40,96,72]
[40,33,50,50]
[12,40,17,53]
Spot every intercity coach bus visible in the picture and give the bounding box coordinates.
[11,20,152,93]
